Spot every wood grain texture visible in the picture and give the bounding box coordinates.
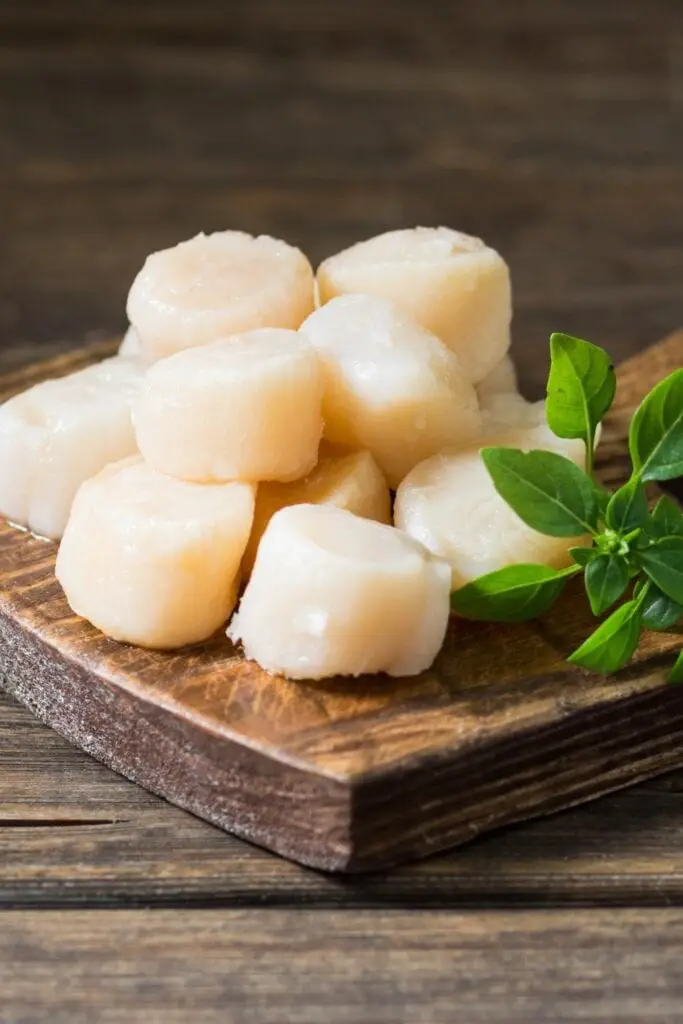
[2,4,683,1015]
[6,686,683,909]
[3,907,683,1023]
[4,176,682,396]
[1,1,681,393]
[1,333,681,872]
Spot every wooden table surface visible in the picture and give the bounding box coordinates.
[1,2,683,1021]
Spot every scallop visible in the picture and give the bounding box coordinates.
[0,356,143,540]
[118,325,146,361]
[476,353,543,435]
[127,231,315,362]
[317,227,511,383]
[133,328,323,483]
[476,354,519,401]
[300,294,481,488]
[395,426,588,590]
[476,354,600,454]
[241,444,391,576]
[479,394,548,437]
[228,504,451,680]
[56,456,255,649]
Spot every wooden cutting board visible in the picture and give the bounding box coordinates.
[0,334,682,873]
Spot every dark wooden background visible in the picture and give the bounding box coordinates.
[1,1,683,1020]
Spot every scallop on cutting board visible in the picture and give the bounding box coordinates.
[0,333,682,873]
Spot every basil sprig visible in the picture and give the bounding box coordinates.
[451,333,683,680]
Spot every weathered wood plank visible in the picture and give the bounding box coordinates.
[1,176,681,394]
[0,1,680,389]
[5,687,683,908]
[0,0,680,84]
[2,45,681,186]
[1,908,683,1023]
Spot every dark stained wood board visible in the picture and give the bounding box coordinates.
[6,691,683,910]
[0,333,682,873]
[3,907,683,1024]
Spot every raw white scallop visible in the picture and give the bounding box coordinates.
[300,294,481,488]
[118,325,143,359]
[475,353,545,435]
[0,356,143,540]
[229,504,451,680]
[395,425,588,590]
[317,227,511,383]
[56,456,255,649]
[476,355,599,453]
[241,443,391,576]
[476,354,519,401]
[479,395,547,437]
[477,386,593,463]
[133,328,323,483]
[475,354,587,447]
[127,231,315,362]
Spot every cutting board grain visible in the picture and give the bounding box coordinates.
[0,333,682,872]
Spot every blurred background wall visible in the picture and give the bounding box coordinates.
[0,0,681,393]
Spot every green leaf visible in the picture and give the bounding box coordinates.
[641,583,683,631]
[546,333,616,470]
[670,652,683,684]
[570,545,596,567]
[636,536,683,604]
[629,369,683,482]
[584,554,629,616]
[481,447,598,538]
[646,495,683,539]
[568,599,643,674]
[450,564,579,622]
[606,478,649,533]
[594,487,611,521]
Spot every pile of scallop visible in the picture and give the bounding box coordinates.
[0,227,586,680]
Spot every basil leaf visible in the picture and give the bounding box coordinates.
[570,545,596,567]
[481,447,598,538]
[647,495,683,539]
[594,487,611,521]
[670,652,683,684]
[636,536,683,604]
[546,333,616,451]
[629,368,683,482]
[584,554,629,616]
[568,599,643,674]
[606,478,648,533]
[641,583,683,631]
[451,564,579,622]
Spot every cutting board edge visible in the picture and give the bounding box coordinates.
[1,329,682,873]
[3,600,683,873]
[0,608,358,873]
[346,661,683,870]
